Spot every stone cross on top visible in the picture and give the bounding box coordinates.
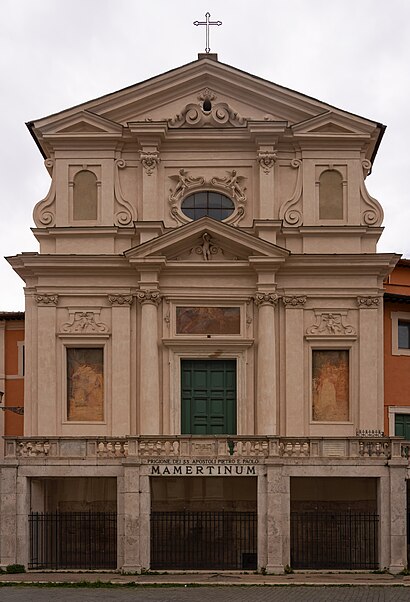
[194,12,222,54]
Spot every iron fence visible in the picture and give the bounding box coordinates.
[151,510,257,570]
[291,511,379,570]
[29,511,117,569]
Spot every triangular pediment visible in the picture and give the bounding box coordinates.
[124,218,289,265]
[37,110,123,137]
[30,58,380,135]
[291,111,375,138]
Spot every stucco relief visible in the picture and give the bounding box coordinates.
[114,159,136,225]
[140,150,160,176]
[278,159,303,226]
[282,295,307,308]
[357,296,380,309]
[168,100,246,128]
[258,150,277,174]
[108,294,133,306]
[61,311,109,334]
[306,312,356,336]
[137,290,162,306]
[33,158,56,227]
[254,292,279,307]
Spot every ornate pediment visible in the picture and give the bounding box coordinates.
[38,110,123,137]
[124,217,289,265]
[291,111,375,139]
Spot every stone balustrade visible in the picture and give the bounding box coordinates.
[2,435,406,462]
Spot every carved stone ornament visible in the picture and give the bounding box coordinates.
[357,296,380,309]
[108,294,133,306]
[35,294,58,306]
[114,159,136,225]
[169,169,246,227]
[282,295,307,308]
[278,159,303,227]
[306,312,356,336]
[33,159,56,227]
[198,88,216,103]
[168,100,246,129]
[137,290,162,306]
[254,292,279,307]
[258,150,277,174]
[140,151,160,176]
[360,160,384,226]
[195,232,220,261]
[61,311,109,334]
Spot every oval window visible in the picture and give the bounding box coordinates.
[181,192,234,221]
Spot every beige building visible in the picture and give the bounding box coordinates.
[1,54,407,572]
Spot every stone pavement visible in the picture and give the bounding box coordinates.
[0,570,410,587]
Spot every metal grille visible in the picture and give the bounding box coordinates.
[151,510,257,570]
[291,511,379,570]
[29,512,117,569]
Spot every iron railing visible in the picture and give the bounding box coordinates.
[290,511,379,570]
[151,510,257,570]
[29,511,117,569]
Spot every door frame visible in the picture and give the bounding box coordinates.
[163,342,253,435]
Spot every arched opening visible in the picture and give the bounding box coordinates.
[73,170,98,220]
[319,170,343,220]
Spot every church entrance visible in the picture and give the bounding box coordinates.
[181,359,236,434]
[150,477,257,570]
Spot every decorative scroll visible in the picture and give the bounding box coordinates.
[254,292,279,307]
[357,296,380,309]
[312,350,349,422]
[114,159,136,225]
[140,151,160,175]
[137,290,162,306]
[258,150,277,174]
[61,311,109,334]
[360,160,383,226]
[306,312,356,336]
[108,294,133,306]
[33,159,56,227]
[278,159,303,226]
[282,295,307,308]
[35,294,58,306]
[176,307,240,335]
[168,101,246,129]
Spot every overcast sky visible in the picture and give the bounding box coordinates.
[1,0,410,310]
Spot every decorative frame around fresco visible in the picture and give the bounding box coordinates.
[175,306,241,336]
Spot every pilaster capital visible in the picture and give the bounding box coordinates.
[35,293,58,306]
[108,294,133,306]
[254,292,279,307]
[356,296,381,309]
[140,150,160,176]
[282,295,307,308]
[257,150,277,174]
[137,289,162,306]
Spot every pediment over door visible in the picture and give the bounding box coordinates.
[124,217,290,267]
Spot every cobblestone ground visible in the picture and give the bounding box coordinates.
[1,586,410,602]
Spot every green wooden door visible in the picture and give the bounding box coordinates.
[181,360,236,435]
[395,414,410,440]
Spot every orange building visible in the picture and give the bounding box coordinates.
[384,259,410,437]
[0,312,24,437]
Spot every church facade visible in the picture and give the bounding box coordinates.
[1,54,407,572]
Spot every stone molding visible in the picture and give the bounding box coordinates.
[306,312,356,336]
[254,292,279,307]
[137,290,162,306]
[356,296,380,309]
[282,295,307,308]
[61,310,109,334]
[35,293,58,306]
[140,151,160,175]
[108,294,133,306]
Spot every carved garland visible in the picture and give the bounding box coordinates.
[357,296,380,309]
[108,294,133,306]
[35,293,58,306]
[61,311,109,334]
[282,295,307,308]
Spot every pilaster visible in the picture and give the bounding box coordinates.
[283,296,307,435]
[255,292,278,434]
[121,466,142,573]
[35,294,58,436]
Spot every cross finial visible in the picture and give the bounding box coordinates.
[193,12,222,54]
